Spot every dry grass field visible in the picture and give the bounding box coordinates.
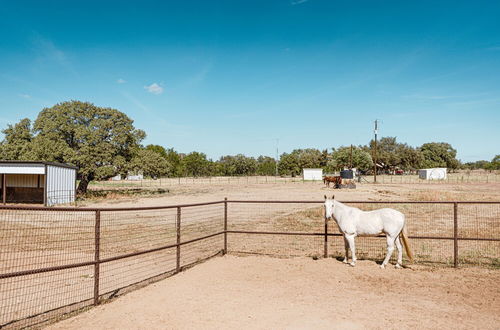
[82,178,500,207]
[1,180,499,328]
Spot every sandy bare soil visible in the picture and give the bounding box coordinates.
[81,181,500,208]
[48,255,500,330]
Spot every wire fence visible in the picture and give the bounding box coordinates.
[362,173,500,184]
[0,200,499,328]
[0,202,225,329]
[90,176,309,188]
[226,201,500,266]
[89,172,500,188]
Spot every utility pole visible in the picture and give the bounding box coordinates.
[349,144,353,169]
[275,138,279,177]
[373,120,378,183]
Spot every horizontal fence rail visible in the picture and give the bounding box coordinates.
[1,199,499,328]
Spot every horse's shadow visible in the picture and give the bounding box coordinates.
[332,256,379,264]
[331,256,411,268]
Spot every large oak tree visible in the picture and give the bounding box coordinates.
[22,101,145,193]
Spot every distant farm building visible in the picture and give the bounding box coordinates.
[110,174,122,181]
[110,172,144,181]
[126,173,144,181]
[302,168,323,181]
[418,168,447,180]
[0,161,77,206]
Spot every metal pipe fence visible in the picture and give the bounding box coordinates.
[0,200,499,328]
[225,200,499,267]
[0,202,225,329]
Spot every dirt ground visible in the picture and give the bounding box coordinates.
[48,255,500,330]
[81,181,500,208]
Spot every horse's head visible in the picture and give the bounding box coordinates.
[324,194,335,220]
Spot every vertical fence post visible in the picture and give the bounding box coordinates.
[453,202,458,268]
[223,198,228,255]
[94,210,101,306]
[324,206,328,258]
[2,174,6,205]
[176,207,181,273]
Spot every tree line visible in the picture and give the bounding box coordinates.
[0,101,498,193]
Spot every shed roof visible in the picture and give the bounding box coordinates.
[0,161,78,170]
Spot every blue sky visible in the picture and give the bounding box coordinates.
[0,0,499,162]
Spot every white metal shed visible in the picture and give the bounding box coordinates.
[302,168,323,181]
[418,168,447,180]
[0,161,77,206]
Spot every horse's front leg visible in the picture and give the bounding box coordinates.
[345,234,357,267]
[342,236,349,264]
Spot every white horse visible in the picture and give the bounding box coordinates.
[324,195,413,268]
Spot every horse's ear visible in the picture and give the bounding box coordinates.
[332,194,335,199]
[324,195,327,200]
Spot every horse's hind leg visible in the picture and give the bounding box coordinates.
[381,235,396,269]
[345,234,357,267]
[342,236,349,263]
[395,235,403,268]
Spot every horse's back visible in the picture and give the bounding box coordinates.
[356,208,404,236]
[374,208,404,219]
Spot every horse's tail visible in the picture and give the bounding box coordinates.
[400,225,414,263]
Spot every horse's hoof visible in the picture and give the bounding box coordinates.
[380,264,386,269]
[342,259,348,264]
[349,262,356,267]
[395,264,402,269]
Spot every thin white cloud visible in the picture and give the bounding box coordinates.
[291,0,308,5]
[446,98,500,107]
[144,83,164,95]
[121,92,151,113]
[31,33,78,77]
[177,63,212,89]
[120,91,192,138]
[402,92,490,101]
[19,94,31,99]
[483,43,500,51]
[117,78,126,84]
[402,94,454,100]
[35,38,66,63]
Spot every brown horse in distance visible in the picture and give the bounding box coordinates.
[323,176,342,188]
